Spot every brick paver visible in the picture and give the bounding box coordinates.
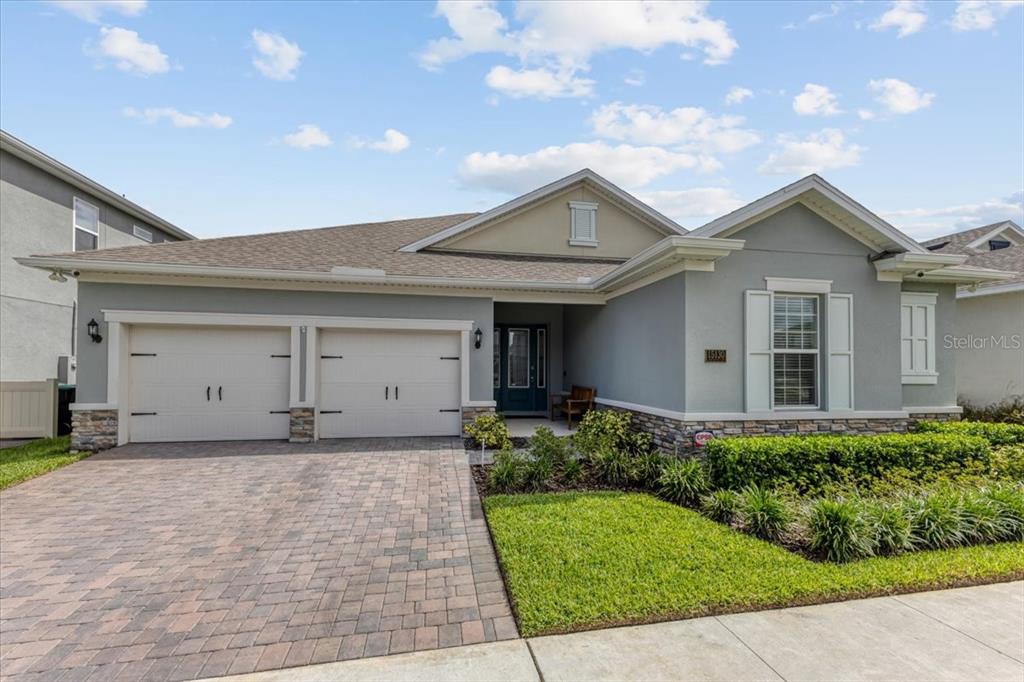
[0,437,516,681]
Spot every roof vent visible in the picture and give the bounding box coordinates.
[989,239,1011,251]
[926,241,950,251]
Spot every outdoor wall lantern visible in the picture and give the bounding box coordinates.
[474,327,483,349]
[87,318,103,343]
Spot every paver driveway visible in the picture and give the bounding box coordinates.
[0,438,516,681]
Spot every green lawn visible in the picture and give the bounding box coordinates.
[0,436,82,490]
[484,491,1024,636]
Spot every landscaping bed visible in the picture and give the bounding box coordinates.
[468,411,1024,635]
[0,436,80,490]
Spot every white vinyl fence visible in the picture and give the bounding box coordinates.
[0,379,58,439]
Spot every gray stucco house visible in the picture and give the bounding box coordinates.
[1,130,193,389]
[17,169,1017,452]
[923,221,1024,407]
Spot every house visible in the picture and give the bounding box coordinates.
[0,130,193,437]
[922,221,1024,407]
[17,170,1016,452]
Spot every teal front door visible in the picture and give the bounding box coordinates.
[494,325,548,413]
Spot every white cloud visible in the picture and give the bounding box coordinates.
[251,30,303,81]
[283,124,332,149]
[858,109,876,120]
[793,83,842,116]
[485,65,594,99]
[637,187,745,226]
[882,191,1024,239]
[420,1,737,99]
[951,0,1023,31]
[48,0,145,23]
[351,129,411,153]
[624,69,646,87]
[459,141,705,194]
[123,107,232,128]
[590,102,760,155]
[783,1,843,30]
[758,129,863,175]
[868,78,935,114]
[871,1,928,37]
[724,86,753,105]
[92,26,169,75]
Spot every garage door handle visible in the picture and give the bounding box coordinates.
[131,412,157,416]
[320,410,342,414]
[439,409,459,413]
[385,386,389,400]
[218,386,223,401]
[269,410,289,414]
[206,386,210,401]
[395,385,399,401]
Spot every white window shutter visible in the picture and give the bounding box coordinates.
[827,294,854,411]
[900,292,938,383]
[745,290,772,411]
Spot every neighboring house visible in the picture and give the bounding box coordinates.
[922,221,1024,407]
[17,170,1016,452]
[0,130,192,437]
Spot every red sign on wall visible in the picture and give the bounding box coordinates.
[694,431,714,447]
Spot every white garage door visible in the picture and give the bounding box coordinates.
[319,330,461,438]
[128,326,291,442]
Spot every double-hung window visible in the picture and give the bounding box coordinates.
[73,197,99,251]
[772,295,820,408]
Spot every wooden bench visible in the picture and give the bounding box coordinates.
[551,385,596,429]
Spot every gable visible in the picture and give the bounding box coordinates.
[731,203,875,257]
[431,183,669,260]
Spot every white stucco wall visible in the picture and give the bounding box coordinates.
[953,290,1024,406]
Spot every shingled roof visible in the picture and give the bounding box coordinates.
[31,213,622,284]
[922,221,1024,292]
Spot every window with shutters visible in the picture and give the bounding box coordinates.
[569,201,598,246]
[900,292,938,384]
[772,295,819,408]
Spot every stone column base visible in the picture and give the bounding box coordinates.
[289,407,315,443]
[461,404,497,436]
[71,409,118,452]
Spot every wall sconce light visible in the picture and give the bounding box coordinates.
[87,318,103,343]
[474,327,483,349]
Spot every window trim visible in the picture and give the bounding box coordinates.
[72,196,99,251]
[492,328,500,389]
[569,201,598,247]
[133,224,154,242]
[536,328,546,389]
[900,291,938,385]
[770,293,821,410]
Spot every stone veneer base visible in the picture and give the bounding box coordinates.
[598,405,960,454]
[71,409,119,452]
[289,407,315,443]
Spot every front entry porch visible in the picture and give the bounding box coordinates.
[504,415,574,438]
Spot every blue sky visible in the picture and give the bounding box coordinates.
[1,0,1022,241]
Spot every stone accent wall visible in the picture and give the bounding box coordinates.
[289,407,315,443]
[601,404,960,454]
[71,409,118,452]
[461,404,496,435]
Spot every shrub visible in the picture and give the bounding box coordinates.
[591,448,634,487]
[521,455,554,492]
[990,445,1024,480]
[632,451,669,488]
[657,458,709,506]
[865,500,913,555]
[961,397,1024,425]
[903,490,968,549]
[529,426,570,469]
[959,490,1015,543]
[704,433,991,494]
[916,420,1024,446]
[466,414,512,450]
[737,485,793,541]
[560,457,584,484]
[573,410,651,457]
[805,497,876,563]
[701,489,741,524]
[980,484,1024,541]
[488,450,525,493]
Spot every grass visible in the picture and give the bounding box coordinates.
[484,491,1024,636]
[0,436,82,490]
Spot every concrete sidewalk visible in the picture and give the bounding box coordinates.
[205,581,1024,682]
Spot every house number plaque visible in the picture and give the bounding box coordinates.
[704,349,727,363]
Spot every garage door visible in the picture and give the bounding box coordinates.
[319,330,461,438]
[128,326,291,442]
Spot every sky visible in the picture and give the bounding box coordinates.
[1,0,1022,241]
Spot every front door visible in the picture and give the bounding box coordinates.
[494,325,547,413]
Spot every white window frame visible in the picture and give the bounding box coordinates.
[73,197,99,251]
[569,201,598,247]
[133,224,153,242]
[770,293,821,410]
[900,292,938,385]
[507,327,530,388]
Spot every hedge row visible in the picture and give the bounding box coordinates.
[704,433,992,494]
[915,420,1024,446]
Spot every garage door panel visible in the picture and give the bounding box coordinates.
[129,326,290,442]
[319,409,460,439]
